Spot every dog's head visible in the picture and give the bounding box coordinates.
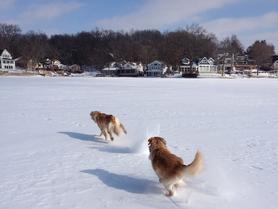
[148,136,167,153]
[90,111,100,122]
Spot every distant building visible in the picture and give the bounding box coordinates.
[272,55,278,63]
[28,58,68,71]
[101,62,121,76]
[198,57,217,73]
[117,62,144,77]
[53,59,67,70]
[0,49,16,70]
[272,55,278,71]
[216,53,234,74]
[178,57,199,78]
[146,60,167,77]
[216,53,257,74]
[234,55,257,73]
[179,57,191,72]
[182,62,199,78]
[101,61,144,77]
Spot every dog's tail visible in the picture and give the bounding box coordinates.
[184,150,203,176]
[119,123,127,134]
[112,117,127,136]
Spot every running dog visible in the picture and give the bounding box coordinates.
[90,111,127,141]
[148,136,203,196]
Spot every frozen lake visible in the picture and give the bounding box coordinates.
[0,76,278,209]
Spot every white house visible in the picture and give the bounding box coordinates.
[198,57,216,73]
[102,62,120,76]
[146,60,167,77]
[0,49,16,70]
[273,60,278,71]
[117,62,144,77]
[272,56,278,73]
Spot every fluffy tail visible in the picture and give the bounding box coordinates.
[184,150,204,176]
[112,117,127,136]
[120,123,127,134]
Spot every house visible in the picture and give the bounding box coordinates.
[117,62,144,77]
[198,57,217,73]
[179,57,191,72]
[182,62,199,78]
[30,58,68,71]
[178,57,199,78]
[0,49,16,70]
[234,55,257,74]
[53,59,67,70]
[216,53,234,74]
[146,60,167,77]
[217,53,257,75]
[101,61,144,77]
[102,62,121,76]
[272,55,278,72]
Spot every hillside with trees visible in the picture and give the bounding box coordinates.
[0,23,275,70]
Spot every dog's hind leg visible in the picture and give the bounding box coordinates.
[174,178,185,189]
[165,184,174,197]
[161,180,175,196]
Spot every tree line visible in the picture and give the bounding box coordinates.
[0,23,275,70]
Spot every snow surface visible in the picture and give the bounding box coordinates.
[0,76,278,209]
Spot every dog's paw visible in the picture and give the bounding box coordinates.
[165,191,174,197]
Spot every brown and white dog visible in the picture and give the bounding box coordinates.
[90,111,127,141]
[148,136,203,196]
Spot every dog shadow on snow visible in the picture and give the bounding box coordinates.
[59,132,134,154]
[58,132,107,144]
[81,168,161,194]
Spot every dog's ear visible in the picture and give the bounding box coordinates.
[159,137,167,145]
[148,138,152,145]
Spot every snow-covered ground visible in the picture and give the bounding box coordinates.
[0,77,278,209]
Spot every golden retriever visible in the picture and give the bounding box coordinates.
[148,136,203,196]
[90,111,127,141]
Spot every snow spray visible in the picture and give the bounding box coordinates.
[131,124,161,154]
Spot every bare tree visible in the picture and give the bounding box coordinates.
[219,35,244,55]
[0,23,22,56]
[247,40,275,70]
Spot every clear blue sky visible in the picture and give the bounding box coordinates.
[1,0,277,51]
